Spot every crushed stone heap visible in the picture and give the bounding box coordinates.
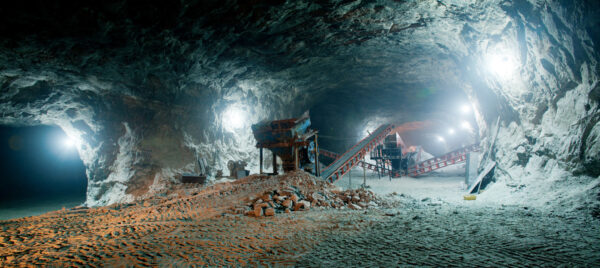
[229,171,381,217]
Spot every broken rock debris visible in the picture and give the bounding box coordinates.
[231,171,381,217]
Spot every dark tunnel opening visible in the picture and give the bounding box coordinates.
[0,125,87,220]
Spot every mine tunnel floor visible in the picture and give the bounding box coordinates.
[0,171,598,266]
[335,165,469,203]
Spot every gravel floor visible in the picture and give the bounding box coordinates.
[1,170,598,266]
[297,201,600,267]
[311,167,600,266]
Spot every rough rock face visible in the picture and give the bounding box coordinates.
[0,0,598,208]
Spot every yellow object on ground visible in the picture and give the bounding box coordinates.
[463,195,477,200]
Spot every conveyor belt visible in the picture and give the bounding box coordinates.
[321,124,393,182]
[407,144,479,177]
[320,149,392,174]
[322,144,479,178]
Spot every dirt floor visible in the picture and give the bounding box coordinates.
[0,170,598,267]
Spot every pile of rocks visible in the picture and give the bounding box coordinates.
[234,186,379,217]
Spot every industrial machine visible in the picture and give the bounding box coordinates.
[227,160,250,179]
[319,123,480,182]
[370,133,423,178]
[181,157,208,184]
[251,111,320,176]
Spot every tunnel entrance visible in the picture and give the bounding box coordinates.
[0,125,87,220]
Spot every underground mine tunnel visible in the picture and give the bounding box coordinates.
[0,125,87,220]
[0,0,599,266]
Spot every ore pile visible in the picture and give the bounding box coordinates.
[229,171,380,217]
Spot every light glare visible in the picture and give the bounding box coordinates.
[461,104,470,114]
[448,128,455,135]
[61,136,79,150]
[487,53,517,78]
[223,106,245,131]
[63,138,75,147]
[461,121,472,130]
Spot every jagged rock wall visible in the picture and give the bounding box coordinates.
[0,70,298,206]
[455,1,600,211]
[0,0,598,210]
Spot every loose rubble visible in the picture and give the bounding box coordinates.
[229,171,381,217]
[1,170,597,267]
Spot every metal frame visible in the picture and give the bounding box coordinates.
[321,140,480,178]
[320,124,394,183]
[254,113,320,176]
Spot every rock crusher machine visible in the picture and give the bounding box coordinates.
[369,133,423,178]
[251,112,320,176]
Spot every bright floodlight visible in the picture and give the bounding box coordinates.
[461,104,470,114]
[437,136,445,142]
[487,53,517,78]
[448,128,455,135]
[223,106,245,131]
[461,121,472,130]
[61,136,79,150]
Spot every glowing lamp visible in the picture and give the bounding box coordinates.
[461,121,472,130]
[59,135,80,152]
[486,52,518,78]
[461,104,470,114]
[63,137,76,148]
[223,106,246,131]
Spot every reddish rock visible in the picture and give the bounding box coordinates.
[253,206,264,217]
[264,207,275,216]
[261,193,272,202]
[282,199,292,208]
[253,202,268,210]
[294,200,310,211]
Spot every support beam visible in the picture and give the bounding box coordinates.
[314,134,320,177]
[362,155,366,188]
[272,152,278,175]
[259,147,263,175]
[294,145,299,170]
